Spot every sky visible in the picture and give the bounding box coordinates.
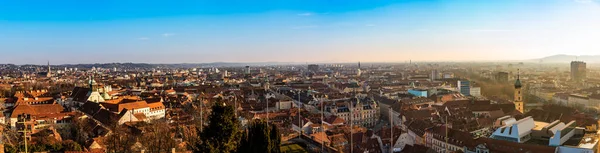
[1,0,599,64]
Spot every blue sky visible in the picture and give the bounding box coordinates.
[1,0,599,64]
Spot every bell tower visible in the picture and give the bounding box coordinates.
[514,69,524,113]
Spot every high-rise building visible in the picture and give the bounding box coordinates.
[457,80,471,96]
[308,64,319,72]
[571,61,586,82]
[495,72,509,82]
[430,70,439,81]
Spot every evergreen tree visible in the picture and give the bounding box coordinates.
[238,120,281,153]
[197,104,241,153]
[270,125,281,153]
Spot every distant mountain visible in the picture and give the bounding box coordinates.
[536,54,600,63]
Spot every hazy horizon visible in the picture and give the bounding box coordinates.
[2,0,600,64]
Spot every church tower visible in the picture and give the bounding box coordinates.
[46,61,51,77]
[514,69,524,113]
[357,61,362,77]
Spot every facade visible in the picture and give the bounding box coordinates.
[571,61,587,82]
[424,126,472,153]
[457,80,471,96]
[589,94,600,110]
[568,94,589,107]
[328,98,380,127]
[470,87,481,97]
[430,70,439,81]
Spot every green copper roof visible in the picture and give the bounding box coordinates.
[515,78,522,88]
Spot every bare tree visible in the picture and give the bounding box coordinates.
[104,125,136,153]
[140,120,177,153]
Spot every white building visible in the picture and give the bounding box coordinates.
[490,116,535,143]
[568,94,589,107]
[470,87,481,97]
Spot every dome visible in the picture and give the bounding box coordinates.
[514,78,522,88]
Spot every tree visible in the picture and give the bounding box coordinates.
[140,120,177,153]
[62,140,83,151]
[70,116,94,146]
[196,104,242,153]
[269,125,281,153]
[238,120,281,153]
[105,124,137,153]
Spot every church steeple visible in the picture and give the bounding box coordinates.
[46,61,51,77]
[514,69,522,89]
[514,69,524,113]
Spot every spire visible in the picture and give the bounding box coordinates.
[514,69,522,88]
[89,74,93,92]
[46,61,51,77]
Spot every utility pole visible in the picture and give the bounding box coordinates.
[17,113,31,153]
[297,90,302,137]
[351,88,357,153]
[445,116,448,153]
[320,95,324,153]
[200,97,203,132]
[266,96,269,125]
[390,106,393,153]
[234,93,237,118]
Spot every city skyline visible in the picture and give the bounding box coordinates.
[1,0,600,64]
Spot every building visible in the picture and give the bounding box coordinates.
[457,80,470,96]
[408,89,428,97]
[430,70,439,81]
[490,115,594,150]
[308,64,319,72]
[490,116,535,143]
[571,61,587,82]
[514,72,524,113]
[589,94,600,110]
[495,72,509,82]
[99,97,166,120]
[46,61,52,78]
[470,86,481,97]
[327,98,380,127]
[424,125,475,153]
[8,103,73,132]
[568,94,589,108]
